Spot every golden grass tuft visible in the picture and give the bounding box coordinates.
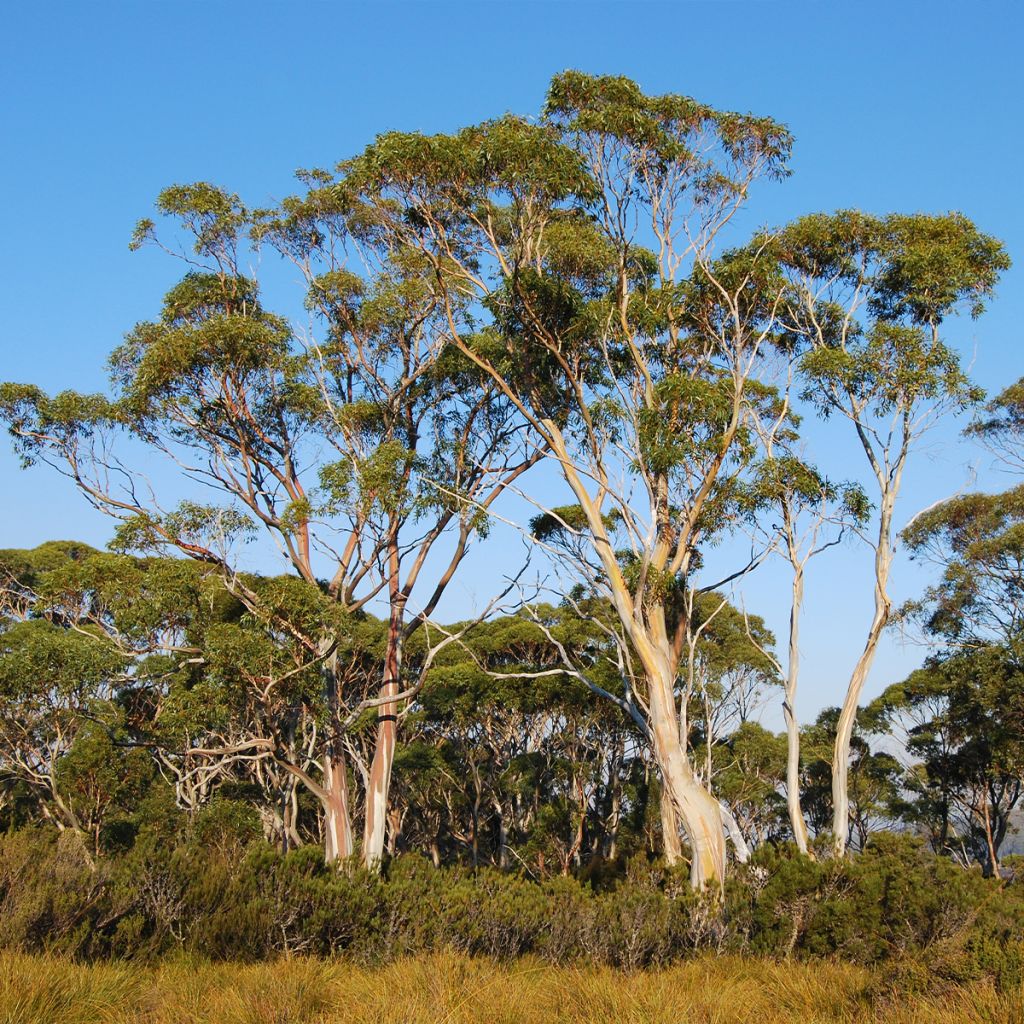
[0,951,1021,1024]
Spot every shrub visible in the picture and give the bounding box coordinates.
[0,823,1022,984]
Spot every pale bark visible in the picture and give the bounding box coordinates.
[322,752,354,862]
[650,679,726,887]
[784,566,812,856]
[659,774,683,866]
[362,600,403,870]
[322,647,354,864]
[606,783,621,861]
[492,797,509,870]
[543,426,727,888]
[718,801,751,864]
[832,496,894,855]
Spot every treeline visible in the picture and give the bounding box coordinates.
[0,71,1021,901]
[0,543,794,870]
[0,539,1022,881]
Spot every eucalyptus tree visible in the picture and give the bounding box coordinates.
[901,374,1024,653]
[772,211,1008,855]
[159,573,378,855]
[898,356,1024,655]
[969,375,1024,472]
[901,486,1024,653]
[869,646,1024,875]
[747,452,869,854]
[0,543,188,841]
[334,71,793,888]
[0,182,534,870]
[253,192,540,867]
[0,618,125,837]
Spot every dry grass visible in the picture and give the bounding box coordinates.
[0,951,1021,1024]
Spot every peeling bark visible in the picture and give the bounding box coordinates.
[362,596,404,870]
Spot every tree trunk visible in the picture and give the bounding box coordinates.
[784,567,813,856]
[470,788,481,870]
[607,780,621,861]
[981,796,1000,878]
[363,600,404,871]
[659,778,683,866]
[322,752,353,863]
[832,504,893,856]
[604,741,622,860]
[719,801,750,863]
[569,774,586,872]
[651,679,726,888]
[322,646,354,864]
[387,806,403,856]
[493,797,509,870]
[543,426,725,888]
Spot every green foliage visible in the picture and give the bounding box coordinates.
[869,646,1024,873]
[1,825,1022,981]
[901,485,1024,647]
[0,69,1017,920]
[544,70,793,184]
[0,384,118,468]
[774,210,1005,436]
[776,210,1008,326]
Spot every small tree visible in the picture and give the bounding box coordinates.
[902,486,1024,653]
[871,646,1024,875]
[0,543,170,842]
[773,210,1008,855]
[747,451,869,854]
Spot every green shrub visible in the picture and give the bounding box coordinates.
[1,823,1022,983]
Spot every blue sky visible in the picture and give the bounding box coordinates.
[2,2,1022,724]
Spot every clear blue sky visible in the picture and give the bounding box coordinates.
[2,2,1022,724]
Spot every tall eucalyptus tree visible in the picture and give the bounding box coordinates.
[331,72,794,886]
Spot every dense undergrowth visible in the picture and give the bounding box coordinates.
[1,811,1023,999]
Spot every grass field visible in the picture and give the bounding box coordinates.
[1,952,1021,1024]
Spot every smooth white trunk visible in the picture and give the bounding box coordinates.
[832,501,893,856]
[651,678,726,888]
[784,567,812,856]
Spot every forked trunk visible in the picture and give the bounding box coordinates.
[650,681,726,889]
[542,428,725,888]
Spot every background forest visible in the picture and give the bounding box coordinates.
[2,54,1024,1024]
